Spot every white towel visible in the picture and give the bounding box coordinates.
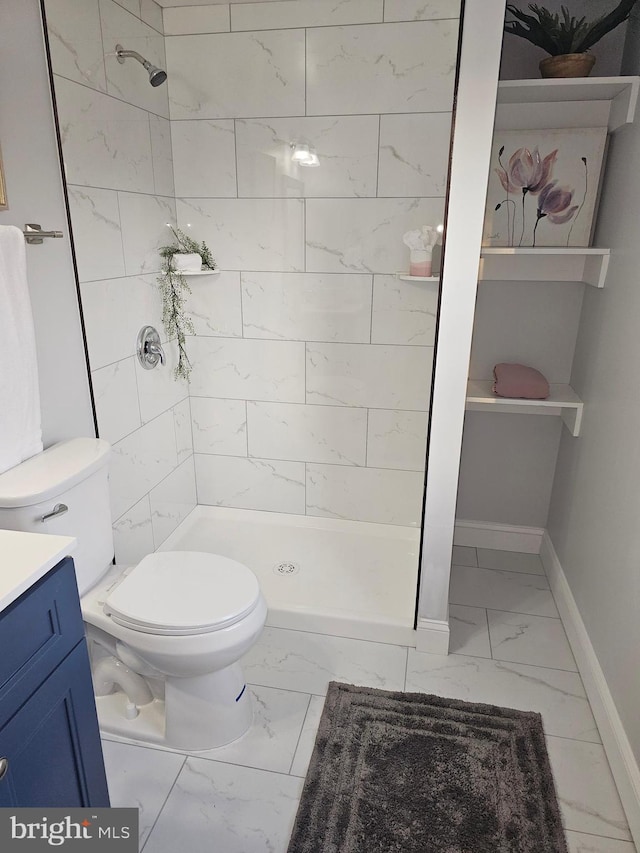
[0,225,43,474]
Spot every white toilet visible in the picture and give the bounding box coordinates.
[0,438,267,750]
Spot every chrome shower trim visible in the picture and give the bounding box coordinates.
[115,44,167,87]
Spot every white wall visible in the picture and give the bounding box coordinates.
[166,0,461,526]
[547,107,640,765]
[0,0,94,446]
[44,0,196,562]
[45,0,461,553]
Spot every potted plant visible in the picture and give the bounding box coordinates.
[504,0,637,78]
[157,226,216,382]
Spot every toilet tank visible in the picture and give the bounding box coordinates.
[0,438,113,595]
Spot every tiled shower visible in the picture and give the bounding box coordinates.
[45,0,461,627]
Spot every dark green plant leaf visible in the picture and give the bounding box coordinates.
[504,0,637,55]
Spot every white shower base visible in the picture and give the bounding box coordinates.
[158,506,420,646]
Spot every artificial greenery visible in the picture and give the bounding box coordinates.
[505,0,637,55]
[157,227,216,382]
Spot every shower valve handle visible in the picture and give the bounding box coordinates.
[145,341,165,365]
[137,326,165,370]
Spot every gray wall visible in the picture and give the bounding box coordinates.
[0,0,94,446]
[457,280,584,526]
[457,413,562,527]
[547,110,640,763]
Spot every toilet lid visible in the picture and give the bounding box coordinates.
[105,552,261,635]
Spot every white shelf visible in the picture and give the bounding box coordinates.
[479,247,610,288]
[395,272,439,282]
[180,269,220,277]
[466,379,584,436]
[497,76,639,132]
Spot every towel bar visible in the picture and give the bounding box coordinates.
[23,223,64,244]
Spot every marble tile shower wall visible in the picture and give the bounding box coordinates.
[167,0,461,526]
[45,0,197,563]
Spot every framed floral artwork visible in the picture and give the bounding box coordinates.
[482,127,608,248]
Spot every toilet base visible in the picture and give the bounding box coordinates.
[95,692,167,746]
[94,663,253,751]
[165,663,252,750]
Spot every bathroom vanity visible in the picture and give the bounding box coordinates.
[0,530,109,806]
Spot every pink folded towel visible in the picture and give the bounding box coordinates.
[493,363,550,399]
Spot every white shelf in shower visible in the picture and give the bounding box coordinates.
[395,272,439,282]
[465,379,584,436]
[179,269,220,277]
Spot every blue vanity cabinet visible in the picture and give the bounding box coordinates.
[0,557,109,807]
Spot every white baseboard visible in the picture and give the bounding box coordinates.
[541,532,640,847]
[454,519,544,553]
[415,617,450,655]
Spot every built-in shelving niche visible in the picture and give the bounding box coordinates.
[467,76,639,437]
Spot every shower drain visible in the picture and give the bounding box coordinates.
[273,561,300,576]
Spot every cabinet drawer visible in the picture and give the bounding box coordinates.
[0,558,84,725]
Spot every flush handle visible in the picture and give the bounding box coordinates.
[41,503,69,523]
[0,758,8,780]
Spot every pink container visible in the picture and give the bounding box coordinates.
[409,250,432,277]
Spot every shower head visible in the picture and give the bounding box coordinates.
[148,66,167,87]
[115,44,167,87]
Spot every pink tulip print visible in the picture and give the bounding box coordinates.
[495,146,558,245]
[485,129,606,249]
[533,182,579,246]
[496,146,558,194]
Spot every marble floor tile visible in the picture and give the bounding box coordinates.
[143,758,303,853]
[565,830,636,853]
[452,544,478,566]
[477,547,546,575]
[488,609,577,671]
[194,685,311,774]
[448,604,491,658]
[449,564,559,617]
[546,737,632,842]
[405,650,600,743]
[241,626,407,695]
[96,624,636,853]
[101,740,185,846]
[565,831,637,852]
[289,694,326,778]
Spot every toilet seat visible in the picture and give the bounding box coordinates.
[104,551,261,636]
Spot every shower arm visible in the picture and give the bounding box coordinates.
[116,46,152,71]
[115,44,167,87]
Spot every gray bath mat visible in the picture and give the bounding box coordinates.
[287,681,568,853]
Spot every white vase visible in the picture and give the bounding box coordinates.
[172,252,202,272]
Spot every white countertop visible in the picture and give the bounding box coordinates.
[0,529,77,612]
